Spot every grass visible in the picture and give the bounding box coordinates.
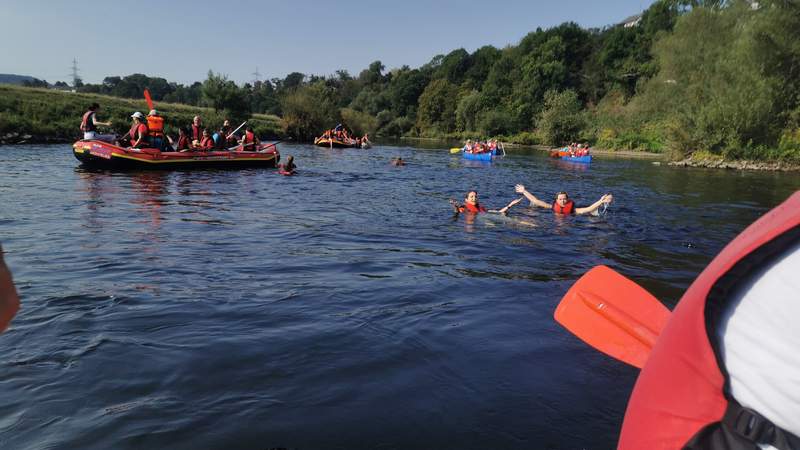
[0,85,283,142]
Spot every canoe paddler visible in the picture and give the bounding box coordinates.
[515,184,612,215]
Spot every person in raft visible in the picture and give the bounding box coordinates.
[80,103,115,142]
[239,126,259,151]
[120,112,149,148]
[515,184,612,215]
[146,110,166,151]
[0,244,20,333]
[450,191,523,214]
[174,127,192,152]
[196,129,215,151]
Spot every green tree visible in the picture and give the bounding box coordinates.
[537,89,586,145]
[634,1,800,158]
[280,81,340,141]
[455,90,482,132]
[416,79,459,134]
[201,71,251,118]
[340,108,378,136]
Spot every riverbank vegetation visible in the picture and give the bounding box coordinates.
[3,0,798,163]
[0,84,281,144]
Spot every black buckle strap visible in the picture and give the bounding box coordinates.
[723,400,800,449]
[729,405,775,443]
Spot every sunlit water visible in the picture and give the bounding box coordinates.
[1,143,798,449]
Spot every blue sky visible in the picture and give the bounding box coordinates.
[1,0,654,85]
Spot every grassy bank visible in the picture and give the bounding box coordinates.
[0,85,283,144]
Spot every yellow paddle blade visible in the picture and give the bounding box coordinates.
[450,147,462,153]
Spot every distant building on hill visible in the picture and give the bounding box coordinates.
[621,13,642,28]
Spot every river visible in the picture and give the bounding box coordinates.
[1,143,798,449]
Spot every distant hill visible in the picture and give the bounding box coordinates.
[0,74,45,85]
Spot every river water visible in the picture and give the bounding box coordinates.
[1,144,798,449]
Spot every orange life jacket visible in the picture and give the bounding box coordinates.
[80,111,95,132]
[146,116,164,137]
[552,199,575,214]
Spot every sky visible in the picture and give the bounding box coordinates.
[0,0,655,86]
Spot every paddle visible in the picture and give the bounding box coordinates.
[258,140,281,151]
[143,89,154,111]
[553,265,671,369]
[450,147,463,154]
[229,120,247,137]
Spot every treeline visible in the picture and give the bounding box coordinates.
[10,0,800,161]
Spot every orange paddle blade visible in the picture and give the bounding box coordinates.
[143,89,154,111]
[554,265,671,369]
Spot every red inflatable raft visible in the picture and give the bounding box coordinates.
[72,140,280,170]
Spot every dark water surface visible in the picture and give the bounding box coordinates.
[1,144,798,449]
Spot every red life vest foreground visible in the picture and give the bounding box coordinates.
[460,202,487,213]
[552,199,575,214]
[619,191,800,450]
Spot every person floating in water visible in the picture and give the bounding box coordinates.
[451,190,523,214]
[279,155,296,175]
[391,157,405,166]
[515,184,612,215]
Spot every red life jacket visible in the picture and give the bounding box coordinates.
[80,111,96,133]
[176,135,190,150]
[200,136,214,150]
[129,123,149,147]
[552,199,575,214]
[242,130,257,151]
[619,191,800,450]
[191,124,203,142]
[460,202,487,213]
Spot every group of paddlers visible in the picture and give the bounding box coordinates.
[318,124,370,147]
[564,142,590,157]
[463,139,503,154]
[80,103,261,152]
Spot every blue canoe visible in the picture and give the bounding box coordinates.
[560,155,592,163]
[462,149,497,161]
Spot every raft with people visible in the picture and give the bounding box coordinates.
[457,139,504,161]
[72,139,280,170]
[313,136,358,148]
[314,124,371,149]
[551,142,592,163]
